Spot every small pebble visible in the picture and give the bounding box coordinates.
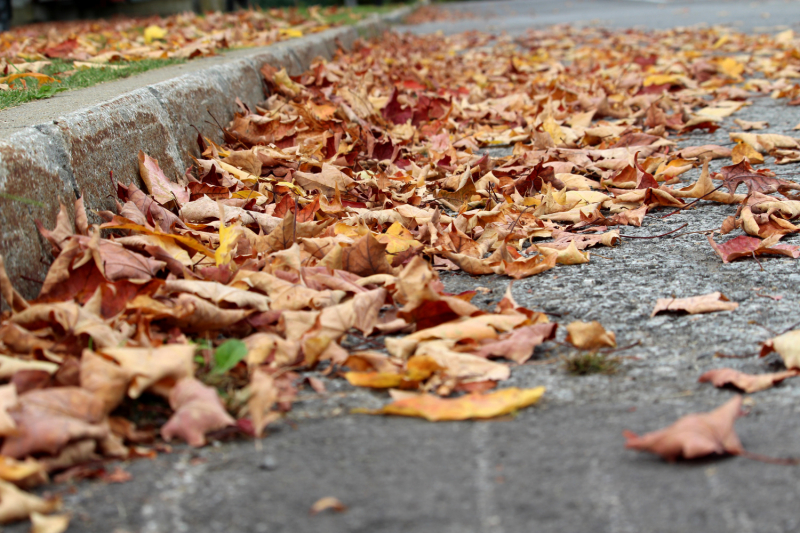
[260,455,278,471]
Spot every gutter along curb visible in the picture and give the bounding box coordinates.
[0,6,415,299]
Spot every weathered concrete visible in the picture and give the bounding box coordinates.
[0,8,414,299]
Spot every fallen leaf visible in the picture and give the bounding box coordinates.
[0,480,60,524]
[760,329,800,368]
[707,234,800,262]
[651,292,738,317]
[361,386,545,421]
[623,396,743,461]
[698,368,798,393]
[565,321,616,350]
[310,496,347,515]
[161,378,235,447]
[30,512,70,533]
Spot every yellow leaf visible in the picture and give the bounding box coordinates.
[716,57,744,79]
[344,372,404,388]
[359,386,546,421]
[643,74,684,87]
[279,28,304,38]
[542,115,566,146]
[216,220,243,266]
[712,34,730,49]
[144,25,167,44]
[0,72,59,85]
[376,222,421,255]
[732,141,764,164]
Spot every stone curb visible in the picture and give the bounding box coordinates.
[0,5,415,299]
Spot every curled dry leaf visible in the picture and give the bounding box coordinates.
[760,330,800,368]
[0,479,60,524]
[707,234,800,263]
[361,386,545,421]
[30,511,70,533]
[565,321,616,350]
[99,344,195,399]
[651,292,738,317]
[624,396,744,461]
[310,496,347,515]
[474,323,558,364]
[161,378,235,447]
[698,368,799,393]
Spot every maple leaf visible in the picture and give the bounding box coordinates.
[1,388,107,459]
[361,386,545,421]
[99,344,195,399]
[714,160,800,197]
[651,292,738,317]
[0,480,60,524]
[475,323,557,364]
[760,330,800,368]
[248,369,280,438]
[624,396,744,461]
[341,233,396,277]
[161,378,235,447]
[565,321,616,350]
[707,234,800,262]
[138,151,189,206]
[698,368,798,393]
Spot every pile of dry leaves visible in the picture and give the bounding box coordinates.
[0,6,355,88]
[3,24,800,527]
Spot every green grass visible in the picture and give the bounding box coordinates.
[562,352,621,376]
[0,3,413,110]
[0,58,186,110]
[297,4,406,24]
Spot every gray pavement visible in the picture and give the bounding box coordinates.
[13,3,800,533]
[397,0,800,35]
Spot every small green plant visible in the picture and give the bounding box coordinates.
[212,339,248,375]
[562,351,620,376]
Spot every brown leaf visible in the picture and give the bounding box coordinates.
[79,350,133,415]
[138,151,189,206]
[362,386,545,421]
[341,233,396,277]
[698,368,798,393]
[565,321,616,350]
[475,323,557,363]
[0,480,60,524]
[161,378,235,447]
[99,344,195,399]
[707,234,800,263]
[310,496,347,515]
[1,388,107,459]
[715,160,796,197]
[651,292,738,317]
[263,213,332,252]
[623,396,744,461]
[30,512,70,533]
[247,369,280,438]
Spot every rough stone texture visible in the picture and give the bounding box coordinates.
[51,88,182,219]
[150,60,264,169]
[0,128,76,299]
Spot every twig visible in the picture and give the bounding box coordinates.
[670,229,718,238]
[714,351,757,359]
[751,251,764,272]
[599,341,641,354]
[507,206,531,233]
[660,184,725,219]
[740,450,800,465]
[619,223,688,239]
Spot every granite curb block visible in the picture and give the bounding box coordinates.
[0,6,414,299]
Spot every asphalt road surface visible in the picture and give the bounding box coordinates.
[14,3,800,533]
